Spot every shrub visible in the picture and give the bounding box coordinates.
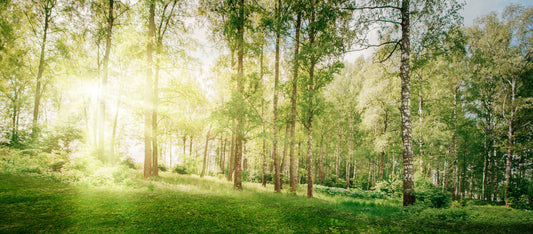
[173,166,188,174]
[158,164,168,172]
[120,157,137,169]
[374,176,402,198]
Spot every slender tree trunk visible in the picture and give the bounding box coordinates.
[505,75,516,204]
[144,0,155,179]
[232,0,245,190]
[32,0,54,142]
[183,135,186,157]
[319,134,324,185]
[418,74,424,174]
[98,0,115,163]
[151,41,162,177]
[306,13,317,198]
[189,135,194,158]
[400,0,415,206]
[111,98,120,163]
[345,156,350,188]
[353,159,357,183]
[227,131,235,181]
[201,127,211,178]
[221,136,226,174]
[336,124,341,180]
[272,0,282,193]
[259,44,267,187]
[289,12,301,193]
[452,86,458,200]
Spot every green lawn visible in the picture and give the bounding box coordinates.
[1,172,532,233]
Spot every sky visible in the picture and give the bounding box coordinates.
[344,0,533,61]
[462,0,533,26]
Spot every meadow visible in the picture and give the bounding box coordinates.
[2,170,533,233]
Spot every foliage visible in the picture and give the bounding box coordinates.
[315,185,387,199]
[374,176,403,198]
[173,165,189,175]
[413,174,452,208]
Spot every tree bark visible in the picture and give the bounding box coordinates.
[505,75,516,204]
[144,0,155,179]
[227,131,235,181]
[232,0,245,190]
[272,0,281,193]
[201,127,211,178]
[418,74,424,174]
[400,0,415,206]
[289,11,301,194]
[452,86,458,200]
[319,134,324,185]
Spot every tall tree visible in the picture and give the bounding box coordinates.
[30,0,55,141]
[144,0,155,179]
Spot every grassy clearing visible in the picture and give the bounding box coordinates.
[1,172,533,233]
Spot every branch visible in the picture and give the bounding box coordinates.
[346,40,398,52]
[344,5,400,11]
[378,40,400,63]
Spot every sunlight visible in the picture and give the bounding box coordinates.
[78,81,101,101]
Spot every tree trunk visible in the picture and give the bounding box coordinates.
[232,0,245,190]
[144,0,155,179]
[452,86,458,200]
[400,0,415,206]
[345,157,350,188]
[335,124,341,181]
[220,136,226,174]
[289,12,301,194]
[98,0,115,163]
[201,127,211,178]
[418,74,424,174]
[272,0,282,193]
[319,134,324,185]
[111,98,120,163]
[32,0,54,142]
[227,132,235,181]
[183,135,186,157]
[306,7,316,197]
[505,75,516,204]
[189,135,194,158]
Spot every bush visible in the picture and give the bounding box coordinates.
[120,157,137,169]
[173,166,188,174]
[158,164,168,172]
[374,176,402,198]
[315,185,387,199]
[412,174,451,208]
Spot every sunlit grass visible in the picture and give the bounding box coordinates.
[1,171,533,233]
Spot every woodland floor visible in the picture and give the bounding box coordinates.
[1,172,533,233]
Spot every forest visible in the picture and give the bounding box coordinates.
[1,0,533,232]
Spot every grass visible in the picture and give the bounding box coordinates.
[1,171,533,233]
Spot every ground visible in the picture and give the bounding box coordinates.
[1,172,532,233]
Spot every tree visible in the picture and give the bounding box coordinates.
[144,0,155,179]
[29,0,56,142]
[349,0,463,206]
[299,0,352,198]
